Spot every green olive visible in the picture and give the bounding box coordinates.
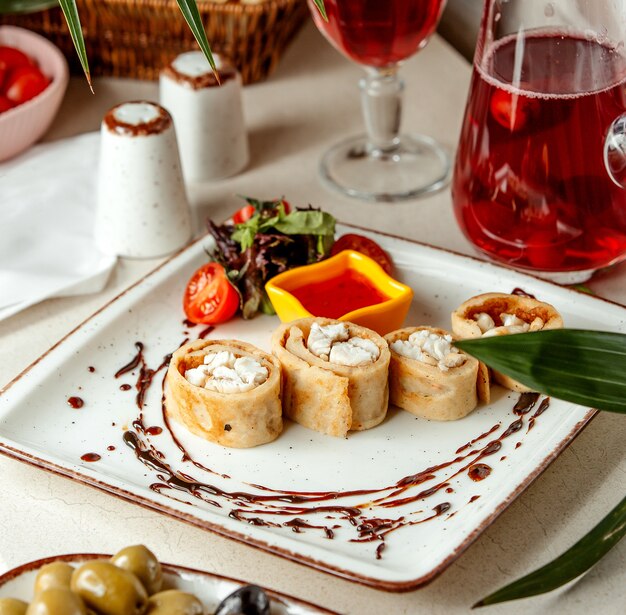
[0,598,28,615]
[25,588,86,615]
[146,590,203,615]
[71,561,148,615]
[33,562,74,595]
[111,545,162,595]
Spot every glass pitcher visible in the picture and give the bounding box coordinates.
[452,0,626,283]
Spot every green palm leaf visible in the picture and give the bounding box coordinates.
[458,329,626,606]
[57,0,91,90]
[51,1,215,88]
[456,329,626,413]
[0,1,58,13]
[175,0,216,75]
[474,495,626,607]
[312,0,328,21]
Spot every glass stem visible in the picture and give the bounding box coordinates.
[360,66,404,154]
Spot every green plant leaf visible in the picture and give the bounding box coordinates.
[0,0,58,13]
[312,0,328,21]
[57,0,91,90]
[456,329,626,413]
[568,284,596,296]
[474,494,626,607]
[175,0,216,77]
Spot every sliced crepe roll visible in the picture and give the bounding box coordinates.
[451,292,564,392]
[165,339,282,448]
[271,317,390,438]
[385,326,486,421]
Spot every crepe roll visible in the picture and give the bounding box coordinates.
[385,326,486,421]
[165,339,282,448]
[271,317,390,438]
[451,292,563,392]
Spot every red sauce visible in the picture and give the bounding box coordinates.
[291,270,389,319]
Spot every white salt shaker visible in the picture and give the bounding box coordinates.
[159,51,249,182]
[95,101,192,258]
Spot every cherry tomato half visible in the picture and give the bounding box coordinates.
[232,200,291,224]
[5,65,49,105]
[232,204,256,225]
[183,262,240,324]
[330,234,394,275]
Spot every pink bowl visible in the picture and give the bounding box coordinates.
[0,26,69,162]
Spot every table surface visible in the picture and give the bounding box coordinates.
[1,22,625,615]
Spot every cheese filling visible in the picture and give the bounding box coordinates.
[391,330,466,372]
[184,351,268,393]
[475,312,544,337]
[307,323,380,367]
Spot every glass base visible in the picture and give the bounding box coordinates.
[518,268,596,285]
[319,134,451,202]
[480,254,598,285]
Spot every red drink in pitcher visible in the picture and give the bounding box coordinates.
[452,33,626,276]
[311,0,446,67]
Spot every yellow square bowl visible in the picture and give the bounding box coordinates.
[265,250,414,336]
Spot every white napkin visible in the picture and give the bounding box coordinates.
[0,132,116,322]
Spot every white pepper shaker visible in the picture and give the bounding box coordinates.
[95,101,192,258]
[159,51,249,182]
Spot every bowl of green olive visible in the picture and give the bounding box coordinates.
[0,545,336,615]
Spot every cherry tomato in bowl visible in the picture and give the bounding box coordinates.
[4,64,49,105]
[0,95,13,113]
[183,262,240,324]
[330,234,394,275]
[0,27,69,161]
[0,45,33,72]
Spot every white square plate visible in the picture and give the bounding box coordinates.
[1,224,622,591]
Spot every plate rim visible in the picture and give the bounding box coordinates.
[0,552,340,614]
[0,224,610,591]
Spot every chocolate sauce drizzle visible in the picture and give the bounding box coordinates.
[116,340,550,559]
[115,342,172,409]
[511,287,537,299]
[198,325,215,340]
[81,452,101,462]
[468,463,492,482]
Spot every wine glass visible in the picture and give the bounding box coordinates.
[308,0,450,202]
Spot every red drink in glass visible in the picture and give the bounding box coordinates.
[310,0,446,67]
[307,0,450,201]
[452,33,626,276]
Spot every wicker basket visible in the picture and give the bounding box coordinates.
[0,0,309,83]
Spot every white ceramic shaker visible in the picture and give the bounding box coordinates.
[159,51,249,181]
[95,101,192,258]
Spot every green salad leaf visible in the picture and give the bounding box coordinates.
[232,204,335,252]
